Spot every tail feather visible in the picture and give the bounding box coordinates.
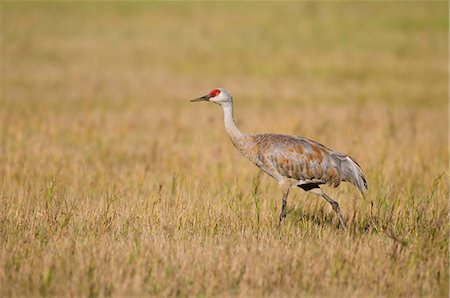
[336,155,368,194]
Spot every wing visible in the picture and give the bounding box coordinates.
[253,134,342,187]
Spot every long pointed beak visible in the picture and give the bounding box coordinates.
[190,94,211,102]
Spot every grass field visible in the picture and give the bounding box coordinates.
[1,2,448,297]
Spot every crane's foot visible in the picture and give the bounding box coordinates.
[277,182,291,227]
[334,207,347,231]
[279,211,286,225]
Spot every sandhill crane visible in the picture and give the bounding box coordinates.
[191,88,367,230]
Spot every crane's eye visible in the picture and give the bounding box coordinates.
[209,89,221,97]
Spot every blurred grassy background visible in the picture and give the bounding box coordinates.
[1,2,448,297]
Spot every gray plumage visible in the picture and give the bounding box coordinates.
[191,88,368,230]
[251,134,367,193]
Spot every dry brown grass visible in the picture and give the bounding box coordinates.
[1,2,448,297]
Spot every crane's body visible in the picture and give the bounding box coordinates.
[230,133,366,193]
[191,88,367,229]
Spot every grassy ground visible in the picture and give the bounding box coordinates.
[1,2,448,297]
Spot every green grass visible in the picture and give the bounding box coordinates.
[1,2,448,297]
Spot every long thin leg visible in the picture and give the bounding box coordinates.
[279,184,290,225]
[309,187,347,230]
[321,193,347,230]
[279,197,287,224]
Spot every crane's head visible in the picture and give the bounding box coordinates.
[191,88,232,106]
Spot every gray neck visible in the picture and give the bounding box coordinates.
[222,102,244,143]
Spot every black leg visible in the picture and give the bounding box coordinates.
[278,186,290,226]
[321,193,347,230]
[279,197,287,225]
